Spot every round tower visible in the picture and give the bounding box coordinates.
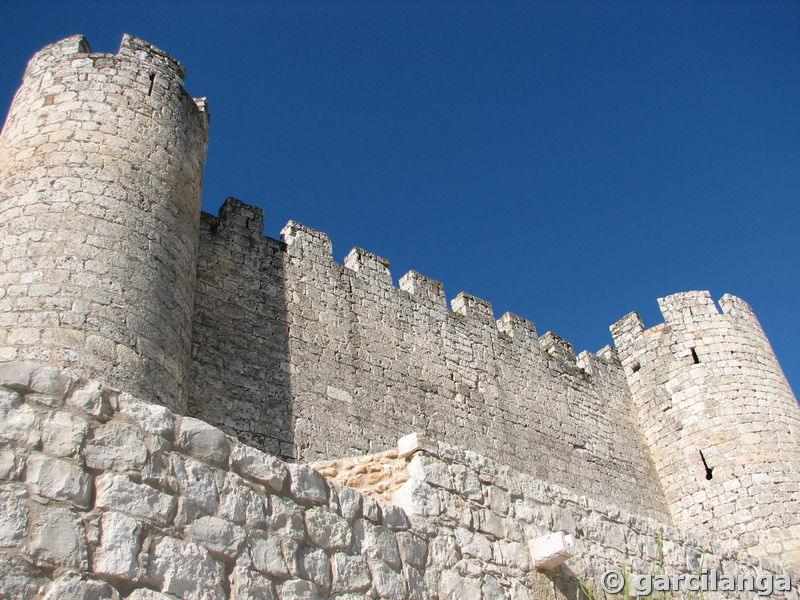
[0,35,209,411]
[612,291,800,568]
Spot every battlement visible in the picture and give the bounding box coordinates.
[3,37,800,594]
[190,202,666,518]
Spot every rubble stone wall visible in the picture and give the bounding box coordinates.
[1,362,796,600]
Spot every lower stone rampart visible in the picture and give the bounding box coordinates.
[1,360,797,599]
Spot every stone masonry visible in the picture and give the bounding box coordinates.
[1,35,799,598]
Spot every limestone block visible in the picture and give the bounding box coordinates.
[298,547,331,590]
[146,537,225,600]
[368,559,406,600]
[95,472,176,526]
[187,515,246,559]
[288,463,328,504]
[229,565,277,600]
[118,393,175,437]
[67,380,112,419]
[249,534,291,578]
[392,478,441,517]
[331,553,371,593]
[1,402,40,446]
[334,484,362,521]
[278,579,323,600]
[25,451,92,507]
[171,454,219,513]
[528,532,576,570]
[126,589,174,600]
[397,432,437,458]
[0,361,73,399]
[94,511,142,580]
[42,573,117,600]
[0,557,39,600]
[0,445,16,479]
[230,442,287,492]
[269,496,306,541]
[0,486,28,547]
[356,520,401,569]
[396,531,428,568]
[219,472,266,528]
[84,422,148,471]
[28,507,87,569]
[305,505,352,551]
[41,409,87,457]
[438,569,482,599]
[176,416,229,466]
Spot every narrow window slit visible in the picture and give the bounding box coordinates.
[699,450,713,480]
[148,73,156,96]
[690,347,700,364]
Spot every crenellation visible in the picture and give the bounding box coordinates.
[398,269,447,306]
[2,35,800,597]
[344,247,392,286]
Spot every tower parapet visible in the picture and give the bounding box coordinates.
[0,34,209,411]
[612,291,800,568]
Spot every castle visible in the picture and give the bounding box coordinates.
[0,35,798,600]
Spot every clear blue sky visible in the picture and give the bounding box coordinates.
[2,2,798,393]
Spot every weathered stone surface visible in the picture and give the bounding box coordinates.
[392,479,440,517]
[250,534,291,578]
[368,559,406,600]
[218,471,266,527]
[26,451,92,507]
[230,442,287,491]
[279,578,323,600]
[147,537,225,600]
[396,531,428,568]
[331,553,371,593]
[0,445,16,479]
[0,486,27,547]
[1,402,40,446]
[85,422,148,471]
[270,496,306,540]
[298,546,331,590]
[0,361,72,398]
[41,409,87,457]
[68,381,112,419]
[230,565,277,600]
[356,521,401,569]
[118,393,175,437]
[0,557,39,600]
[176,416,229,466]
[42,573,116,600]
[288,463,328,505]
[95,472,176,525]
[171,454,219,513]
[126,589,175,600]
[94,511,142,580]
[305,505,352,551]
[187,515,246,559]
[28,507,87,569]
[438,570,482,600]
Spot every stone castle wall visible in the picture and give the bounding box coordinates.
[1,363,796,600]
[612,291,800,566]
[0,35,209,413]
[2,34,800,597]
[189,198,668,520]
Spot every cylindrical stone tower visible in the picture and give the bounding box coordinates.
[612,291,800,568]
[0,34,209,411]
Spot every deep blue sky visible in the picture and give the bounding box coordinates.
[2,2,798,393]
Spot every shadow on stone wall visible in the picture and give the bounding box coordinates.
[188,198,295,459]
